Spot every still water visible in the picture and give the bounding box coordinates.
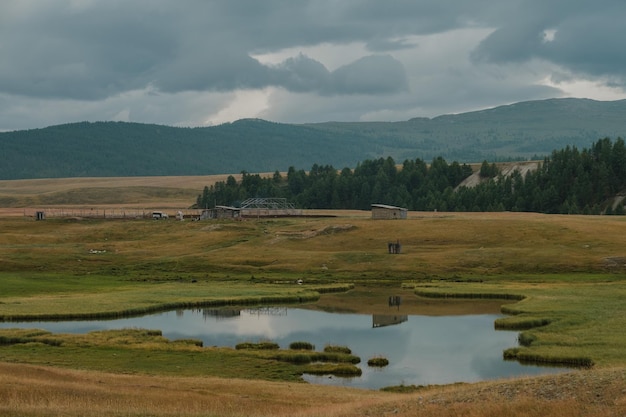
[0,307,566,389]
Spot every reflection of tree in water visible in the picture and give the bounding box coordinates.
[243,307,288,316]
[193,307,290,321]
[201,309,241,320]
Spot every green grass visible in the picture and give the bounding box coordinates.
[302,363,362,376]
[2,212,626,377]
[323,345,352,354]
[0,278,344,321]
[367,357,390,367]
[367,356,389,368]
[236,341,280,350]
[0,328,304,381]
[289,341,315,350]
[412,278,626,367]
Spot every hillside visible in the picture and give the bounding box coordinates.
[1,98,625,180]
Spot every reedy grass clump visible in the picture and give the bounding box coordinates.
[504,347,594,368]
[235,341,280,350]
[324,344,352,354]
[289,341,315,350]
[272,351,361,365]
[367,356,389,367]
[494,316,552,330]
[303,363,362,376]
[0,330,63,347]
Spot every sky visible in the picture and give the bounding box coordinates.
[1,0,626,131]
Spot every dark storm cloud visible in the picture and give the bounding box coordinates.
[0,1,416,99]
[472,0,626,83]
[0,0,625,130]
[271,54,408,95]
[0,2,178,100]
[329,55,409,94]
[3,0,625,99]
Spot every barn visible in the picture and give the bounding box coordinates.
[198,206,240,220]
[371,204,407,220]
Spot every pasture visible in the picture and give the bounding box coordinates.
[1,175,626,416]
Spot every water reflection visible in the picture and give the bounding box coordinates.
[372,314,408,328]
[0,306,567,389]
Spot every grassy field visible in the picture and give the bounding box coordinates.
[0,174,263,210]
[1,176,626,416]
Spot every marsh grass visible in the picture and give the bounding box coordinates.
[289,341,315,350]
[236,341,280,350]
[303,363,363,376]
[3,212,626,368]
[367,356,390,367]
[0,277,349,321]
[324,345,352,354]
[3,180,626,416]
[272,351,361,365]
[0,328,305,381]
[413,279,626,367]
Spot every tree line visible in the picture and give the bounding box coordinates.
[196,137,626,215]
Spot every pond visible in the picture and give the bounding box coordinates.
[0,304,567,389]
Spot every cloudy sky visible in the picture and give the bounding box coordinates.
[1,0,625,131]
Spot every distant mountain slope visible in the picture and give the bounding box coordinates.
[307,98,626,162]
[1,98,625,179]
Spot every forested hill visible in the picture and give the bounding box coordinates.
[197,137,626,215]
[2,98,626,180]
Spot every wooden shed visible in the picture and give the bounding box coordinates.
[214,206,241,219]
[371,204,407,220]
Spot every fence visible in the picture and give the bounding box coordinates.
[27,208,200,220]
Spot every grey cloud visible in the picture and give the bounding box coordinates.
[0,0,625,131]
[157,51,408,96]
[471,21,547,64]
[539,13,626,78]
[271,54,408,95]
[366,38,418,52]
[0,2,177,100]
[329,55,409,95]
[272,54,330,92]
[471,0,626,84]
[154,49,272,93]
[0,1,418,99]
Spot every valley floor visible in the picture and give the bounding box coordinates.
[1,362,624,417]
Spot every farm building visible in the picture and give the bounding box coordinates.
[203,206,241,219]
[200,198,302,220]
[239,198,302,218]
[371,204,407,220]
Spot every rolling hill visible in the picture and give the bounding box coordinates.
[1,97,625,180]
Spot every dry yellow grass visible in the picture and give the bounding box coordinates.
[2,176,626,416]
[0,174,270,212]
[1,362,624,417]
[0,175,239,194]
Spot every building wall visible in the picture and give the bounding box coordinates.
[371,207,407,219]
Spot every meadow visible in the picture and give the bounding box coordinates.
[1,176,626,416]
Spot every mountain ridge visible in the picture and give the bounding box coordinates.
[1,97,625,180]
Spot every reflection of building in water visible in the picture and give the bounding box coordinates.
[243,307,288,316]
[372,314,408,328]
[201,309,241,320]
